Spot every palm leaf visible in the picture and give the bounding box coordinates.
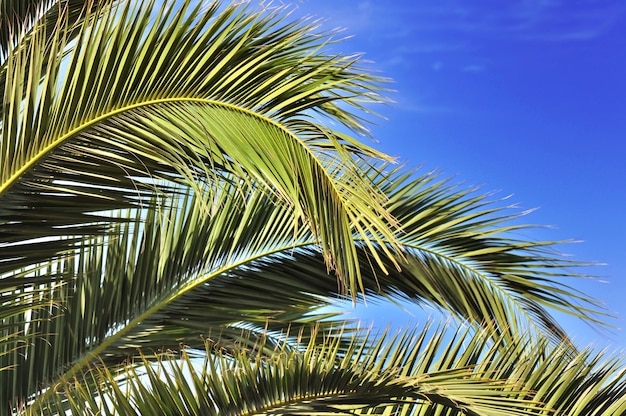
[31,324,626,415]
[29,325,532,416]
[0,0,399,293]
[1,1,622,414]
[0,0,402,408]
[2,165,611,409]
[362,164,610,344]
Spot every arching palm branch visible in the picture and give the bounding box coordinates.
[33,325,626,415]
[0,0,623,414]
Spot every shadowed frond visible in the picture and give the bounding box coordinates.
[31,324,626,415]
[2,163,614,409]
[1,1,117,63]
[357,164,611,344]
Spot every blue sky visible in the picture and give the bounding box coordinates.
[279,0,626,348]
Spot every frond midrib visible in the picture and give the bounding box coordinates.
[229,379,476,416]
[397,238,557,341]
[30,232,570,409]
[33,238,319,408]
[0,95,326,196]
[234,388,387,416]
[73,234,566,379]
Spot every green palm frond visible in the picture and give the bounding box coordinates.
[0,1,114,63]
[360,164,609,344]
[0,2,401,402]
[31,324,626,415]
[1,170,611,411]
[1,1,623,414]
[0,0,403,408]
[0,0,398,292]
[1,163,614,407]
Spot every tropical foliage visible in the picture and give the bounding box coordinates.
[0,0,624,414]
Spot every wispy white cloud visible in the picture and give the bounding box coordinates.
[396,102,454,115]
[434,1,624,43]
[357,1,371,12]
[274,0,626,45]
[522,29,606,42]
[462,64,485,73]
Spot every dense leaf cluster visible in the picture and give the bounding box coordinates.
[0,1,624,415]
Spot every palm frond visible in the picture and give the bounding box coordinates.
[2,1,623,414]
[30,324,626,416]
[28,325,527,416]
[0,2,403,403]
[0,0,399,296]
[357,164,610,345]
[0,175,337,407]
[4,161,614,408]
[0,1,113,63]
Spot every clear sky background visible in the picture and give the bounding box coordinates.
[278,0,626,349]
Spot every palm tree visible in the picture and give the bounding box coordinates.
[1,0,624,414]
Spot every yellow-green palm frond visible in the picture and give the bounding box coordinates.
[0,0,402,408]
[0,0,398,296]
